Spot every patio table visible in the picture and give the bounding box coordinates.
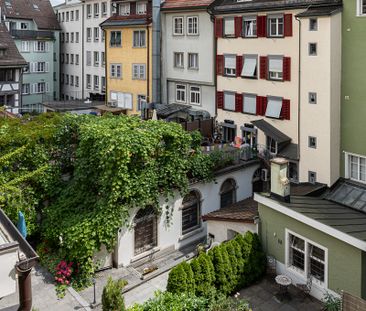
[275,274,292,301]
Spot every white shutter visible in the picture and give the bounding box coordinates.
[33,41,38,52]
[45,62,49,72]
[46,42,50,52]
[45,82,50,93]
[117,92,124,108]
[125,93,132,109]
[30,62,35,73]
[31,83,36,94]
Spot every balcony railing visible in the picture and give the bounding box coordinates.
[10,30,55,40]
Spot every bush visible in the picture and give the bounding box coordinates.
[194,253,216,298]
[166,263,187,294]
[102,277,127,311]
[181,261,195,294]
[208,294,250,311]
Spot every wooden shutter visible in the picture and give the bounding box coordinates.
[236,55,243,77]
[234,16,242,38]
[256,96,263,116]
[262,97,268,115]
[130,1,136,15]
[235,93,243,112]
[257,15,267,37]
[283,57,291,81]
[216,55,224,76]
[284,14,293,37]
[260,56,268,79]
[217,91,224,109]
[281,99,290,120]
[215,18,223,38]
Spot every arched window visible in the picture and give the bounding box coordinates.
[182,191,201,235]
[220,178,236,208]
[134,206,157,255]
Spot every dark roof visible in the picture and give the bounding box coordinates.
[212,0,342,14]
[202,198,258,223]
[251,119,291,144]
[296,4,342,16]
[277,143,299,160]
[42,100,105,112]
[101,15,151,28]
[156,103,191,118]
[1,0,61,31]
[0,23,27,67]
[283,195,366,242]
[290,182,327,196]
[161,0,215,11]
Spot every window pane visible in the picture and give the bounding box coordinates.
[224,93,235,111]
[265,98,282,118]
[224,18,234,35]
[243,95,256,114]
[290,234,305,271]
[309,244,325,282]
[242,57,257,77]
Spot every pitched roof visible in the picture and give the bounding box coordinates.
[0,23,27,67]
[251,119,291,144]
[202,198,258,223]
[1,0,61,30]
[101,15,151,28]
[161,0,215,11]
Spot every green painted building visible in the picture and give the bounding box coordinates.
[341,0,366,182]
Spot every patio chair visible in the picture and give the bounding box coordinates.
[266,255,276,277]
[296,276,312,299]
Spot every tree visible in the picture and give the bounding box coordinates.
[181,261,195,294]
[102,277,126,311]
[167,263,188,294]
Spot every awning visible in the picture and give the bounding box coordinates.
[251,119,291,144]
[155,103,190,118]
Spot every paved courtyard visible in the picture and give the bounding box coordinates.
[239,276,323,311]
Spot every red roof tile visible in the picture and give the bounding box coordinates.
[161,0,214,10]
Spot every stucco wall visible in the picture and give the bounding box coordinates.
[206,220,257,243]
[0,247,18,299]
[116,163,259,266]
[258,203,363,299]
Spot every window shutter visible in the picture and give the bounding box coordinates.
[235,93,243,112]
[234,16,242,38]
[216,55,224,76]
[46,42,50,52]
[262,96,268,115]
[32,83,36,94]
[130,2,136,15]
[260,56,268,79]
[283,57,291,81]
[257,16,267,37]
[236,55,243,77]
[284,14,293,37]
[281,99,290,120]
[33,41,37,51]
[45,62,49,72]
[46,82,50,93]
[217,91,224,109]
[215,18,223,38]
[256,96,263,115]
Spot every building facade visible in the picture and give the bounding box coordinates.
[1,0,60,113]
[341,0,366,185]
[212,0,342,186]
[160,0,216,118]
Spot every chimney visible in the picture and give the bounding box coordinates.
[270,157,290,202]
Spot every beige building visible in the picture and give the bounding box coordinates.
[213,0,342,186]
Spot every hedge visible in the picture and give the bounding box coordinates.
[167,231,266,297]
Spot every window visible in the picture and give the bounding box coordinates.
[137,1,147,15]
[132,64,146,80]
[241,55,257,78]
[66,74,69,84]
[70,75,74,86]
[182,191,201,235]
[101,52,105,66]
[33,82,46,93]
[110,64,122,78]
[70,54,74,64]
[266,136,278,154]
[308,171,317,183]
[308,136,317,148]
[66,32,69,42]
[173,17,183,35]
[33,62,48,72]
[86,74,91,88]
[62,12,65,22]
[137,95,146,110]
[71,32,74,42]
[86,51,91,66]
[75,54,79,65]
[34,41,47,52]
[102,30,105,42]
[268,56,283,80]
[61,33,65,43]
[187,16,198,35]
[94,51,99,66]
[102,2,107,16]
[190,86,200,105]
[66,54,69,64]
[309,18,318,31]
[94,75,99,89]
[224,92,235,111]
[174,52,184,68]
[224,17,235,36]
[20,22,28,29]
[348,154,366,183]
[111,3,117,14]
[224,55,236,76]
[101,76,106,91]
[24,63,30,73]
[70,10,74,21]
[21,41,30,52]
[94,27,99,41]
[309,92,317,104]
[287,231,326,285]
[86,4,91,18]
[243,94,256,114]
[119,3,130,15]
[75,10,79,21]
[268,15,284,37]
[265,96,282,118]
[110,91,133,109]
[66,11,69,22]
[220,179,236,208]
[176,84,186,102]
[76,32,79,43]
[188,53,198,69]
[75,76,79,87]
[357,0,366,16]
[222,123,236,143]
[309,43,317,56]
[22,83,30,95]
[110,31,121,47]
[94,3,99,17]
[243,17,257,37]
[87,28,91,42]
[133,30,146,47]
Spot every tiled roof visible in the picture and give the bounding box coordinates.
[100,14,151,27]
[161,0,215,10]
[202,198,258,223]
[0,23,27,67]
[1,0,61,30]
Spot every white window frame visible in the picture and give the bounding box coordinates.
[345,152,366,183]
[223,91,235,111]
[86,4,92,18]
[132,64,146,80]
[22,83,30,95]
[268,56,283,81]
[224,54,236,77]
[136,1,147,15]
[224,17,235,37]
[94,27,99,42]
[267,15,284,37]
[94,3,99,17]
[21,41,30,52]
[188,53,199,70]
[265,96,283,119]
[94,51,99,66]
[133,30,146,47]
[187,16,199,35]
[173,17,184,35]
[86,74,91,89]
[243,16,257,37]
[119,3,130,16]
[176,84,186,103]
[357,0,366,16]
[87,28,92,42]
[102,2,107,16]
[243,93,257,115]
[174,52,184,68]
[94,75,99,89]
[285,229,328,288]
[189,86,200,105]
[110,64,122,79]
[241,55,257,78]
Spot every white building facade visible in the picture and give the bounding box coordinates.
[160,0,216,118]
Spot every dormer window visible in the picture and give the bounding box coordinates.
[119,3,130,16]
[136,2,147,15]
[33,4,40,11]
[20,22,28,30]
[0,48,7,57]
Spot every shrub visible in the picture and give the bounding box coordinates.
[181,261,195,294]
[166,263,188,294]
[194,253,216,298]
[102,277,127,311]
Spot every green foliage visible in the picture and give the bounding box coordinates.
[166,263,188,294]
[208,294,250,311]
[322,292,342,311]
[181,261,195,294]
[102,277,127,311]
[209,150,235,171]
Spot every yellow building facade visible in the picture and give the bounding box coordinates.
[101,1,153,115]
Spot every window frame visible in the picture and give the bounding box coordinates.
[132,64,146,80]
[267,14,284,37]
[173,16,184,35]
[268,55,284,81]
[110,31,122,47]
[242,93,257,115]
[133,30,146,48]
[308,92,317,104]
[176,84,186,103]
[308,171,317,183]
[309,43,317,56]
[174,52,184,68]
[119,2,130,16]
[110,63,122,79]
[223,91,236,111]
[265,96,283,119]
[136,1,147,15]
[220,178,237,209]
[189,86,201,105]
[224,17,235,37]
[243,16,257,38]
[187,16,199,35]
[308,136,317,149]
[309,18,318,31]
[357,0,366,16]
[224,54,236,77]
[242,54,258,79]
[181,190,201,235]
[345,152,366,183]
[188,53,199,70]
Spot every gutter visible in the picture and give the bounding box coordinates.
[207,2,217,118]
[295,14,302,168]
[147,24,150,103]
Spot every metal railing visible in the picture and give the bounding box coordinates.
[10,30,55,40]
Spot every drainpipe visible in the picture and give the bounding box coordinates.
[147,24,150,103]
[295,15,302,170]
[207,4,217,119]
[151,0,161,103]
[17,266,33,311]
[104,28,107,105]
[81,3,85,99]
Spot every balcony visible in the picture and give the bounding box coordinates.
[10,30,55,40]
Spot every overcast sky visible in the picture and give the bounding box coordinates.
[51,0,65,7]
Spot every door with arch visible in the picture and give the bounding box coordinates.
[134,206,158,255]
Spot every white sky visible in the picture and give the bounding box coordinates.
[51,0,65,7]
